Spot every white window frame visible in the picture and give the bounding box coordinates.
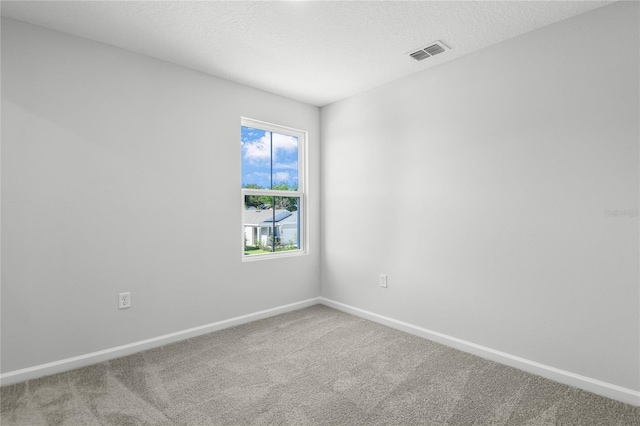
[241,117,308,261]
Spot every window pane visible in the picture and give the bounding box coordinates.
[241,127,272,189]
[241,126,298,191]
[271,132,298,191]
[243,195,300,255]
[272,196,299,252]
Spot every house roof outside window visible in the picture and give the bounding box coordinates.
[243,209,292,227]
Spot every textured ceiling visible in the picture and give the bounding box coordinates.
[1,1,614,106]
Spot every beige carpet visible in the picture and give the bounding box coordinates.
[1,304,639,425]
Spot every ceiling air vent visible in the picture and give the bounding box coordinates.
[409,50,430,61]
[408,41,450,61]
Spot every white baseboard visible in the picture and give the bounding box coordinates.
[3,296,638,407]
[0,297,321,387]
[319,297,640,407]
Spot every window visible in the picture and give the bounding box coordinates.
[241,118,306,259]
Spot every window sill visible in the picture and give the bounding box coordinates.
[242,250,307,262]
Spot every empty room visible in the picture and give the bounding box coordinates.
[1,1,639,424]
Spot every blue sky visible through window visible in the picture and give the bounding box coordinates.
[241,126,298,189]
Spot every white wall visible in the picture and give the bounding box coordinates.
[1,18,320,373]
[2,2,639,398]
[321,1,639,392]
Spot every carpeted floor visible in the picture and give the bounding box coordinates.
[1,304,639,425]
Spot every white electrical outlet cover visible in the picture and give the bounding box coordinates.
[119,292,131,309]
[380,274,388,288]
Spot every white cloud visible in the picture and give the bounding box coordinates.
[273,172,290,182]
[243,134,271,162]
[243,132,298,164]
[272,133,298,157]
[273,161,298,170]
[247,172,270,179]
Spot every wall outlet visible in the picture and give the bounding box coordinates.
[119,292,131,309]
[380,274,388,288]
